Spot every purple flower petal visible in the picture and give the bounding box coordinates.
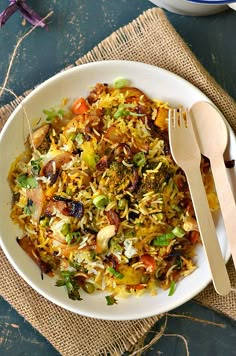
[19,2,47,28]
[0,3,19,27]
[0,0,47,29]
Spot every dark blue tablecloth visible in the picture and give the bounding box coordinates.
[0,1,235,355]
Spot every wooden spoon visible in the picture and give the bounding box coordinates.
[190,101,236,269]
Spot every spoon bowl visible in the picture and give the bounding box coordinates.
[190,101,228,156]
[190,101,236,269]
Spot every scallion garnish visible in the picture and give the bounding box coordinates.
[172,226,185,238]
[107,267,124,279]
[61,223,71,236]
[75,132,84,145]
[152,232,175,246]
[31,158,42,176]
[114,104,145,119]
[65,231,81,245]
[114,78,128,89]
[168,280,176,296]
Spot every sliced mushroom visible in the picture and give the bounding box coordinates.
[26,184,45,223]
[30,124,50,149]
[17,235,54,275]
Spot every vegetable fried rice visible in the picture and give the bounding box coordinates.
[9,80,218,304]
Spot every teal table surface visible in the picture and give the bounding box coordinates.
[0,1,236,355]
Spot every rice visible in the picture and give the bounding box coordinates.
[9,81,218,304]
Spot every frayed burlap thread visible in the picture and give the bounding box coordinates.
[0,7,235,356]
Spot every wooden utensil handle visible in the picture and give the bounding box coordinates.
[185,166,231,296]
[210,157,236,268]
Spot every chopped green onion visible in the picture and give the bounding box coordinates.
[133,152,146,167]
[155,213,164,221]
[141,274,150,283]
[68,133,76,141]
[39,216,50,227]
[89,250,97,261]
[65,231,81,245]
[114,78,128,89]
[172,226,185,238]
[107,267,124,279]
[118,198,127,210]
[61,223,71,236]
[152,232,175,246]
[114,108,130,119]
[93,194,108,209]
[168,280,176,296]
[75,132,84,145]
[105,295,118,305]
[114,104,145,119]
[17,174,38,189]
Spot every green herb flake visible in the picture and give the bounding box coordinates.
[133,152,146,167]
[17,174,39,189]
[56,270,83,301]
[31,159,42,176]
[105,295,118,305]
[43,108,65,122]
[65,231,81,245]
[114,104,145,119]
[168,280,176,296]
[23,198,34,216]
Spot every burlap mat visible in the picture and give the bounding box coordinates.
[0,8,235,356]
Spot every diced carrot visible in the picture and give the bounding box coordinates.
[71,98,89,115]
[140,254,156,272]
[189,231,200,245]
[133,284,145,290]
[154,107,168,130]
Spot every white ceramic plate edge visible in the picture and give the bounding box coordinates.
[0,60,233,320]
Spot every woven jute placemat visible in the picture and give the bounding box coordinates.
[0,8,235,356]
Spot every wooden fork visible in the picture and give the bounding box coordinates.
[168,108,231,296]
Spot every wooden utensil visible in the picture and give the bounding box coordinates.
[190,101,236,270]
[169,108,231,296]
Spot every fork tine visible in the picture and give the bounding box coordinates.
[178,108,187,128]
[168,108,177,128]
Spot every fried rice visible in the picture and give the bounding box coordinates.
[8,80,218,303]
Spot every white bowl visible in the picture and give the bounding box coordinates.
[0,61,233,320]
[148,0,228,15]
